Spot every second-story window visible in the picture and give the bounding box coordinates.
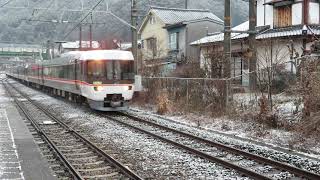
[274,5,292,28]
[169,32,179,50]
[149,16,156,24]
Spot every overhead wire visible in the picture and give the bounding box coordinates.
[63,0,104,40]
[0,0,14,8]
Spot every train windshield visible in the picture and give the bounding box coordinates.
[87,60,134,84]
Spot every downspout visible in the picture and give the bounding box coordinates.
[185,26,188,62]
[241,41,243,84]
[264,0,266,25]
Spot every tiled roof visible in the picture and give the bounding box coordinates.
[256,25,320,39]
[190,21,249,45]
[150,6,223,25]
[191,23,320,45]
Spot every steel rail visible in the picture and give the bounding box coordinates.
[3,82,84,180]
[103,114,270,180]
[7,81,143,180]
[119,112,320,180]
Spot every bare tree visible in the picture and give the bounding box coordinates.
[256,39,290,111]
[201,46,224,78]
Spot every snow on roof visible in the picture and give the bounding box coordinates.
[150,6,223,25]
[190,21,249,45]
[191,23,320,46]
[256,25,320,39]
[62,41,100,49]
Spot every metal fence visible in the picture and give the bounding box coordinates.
[142,77,231,112]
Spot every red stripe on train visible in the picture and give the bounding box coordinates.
[27,76,133,86]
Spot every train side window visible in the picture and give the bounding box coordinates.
[70,64,74,79]
[58,66,64,78]
[76,63,81,80]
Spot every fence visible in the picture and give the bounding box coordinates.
[142,77,231,113]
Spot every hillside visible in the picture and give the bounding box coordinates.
[0,0,248,44]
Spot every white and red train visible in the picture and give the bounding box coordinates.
[7,50,135,111]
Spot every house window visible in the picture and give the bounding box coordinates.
[146,38,157,57]
[169,32,179,50]
[149,16,156,24]
[274,5,292,27]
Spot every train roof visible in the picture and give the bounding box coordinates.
[63,50,134,61]
[40,50,134,66]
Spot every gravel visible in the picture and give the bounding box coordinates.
[13,82,249,179]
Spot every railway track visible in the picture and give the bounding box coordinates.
[105,112,320,180]
[4,81,142,180]
[6,78,320,179]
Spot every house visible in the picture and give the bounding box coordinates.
[138,6,223,74]
[191,0,320,86]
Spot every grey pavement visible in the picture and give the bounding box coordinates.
[0,83,57,180]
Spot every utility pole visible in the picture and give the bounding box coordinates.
[185,0,188,9]
[223,0,231,78]
[89,24,92,49]
[79,24,82,51]
[248,0,257,91]
[89,13,93,49]
[131,0,138,74]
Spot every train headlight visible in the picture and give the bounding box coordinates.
[94,86,103,91]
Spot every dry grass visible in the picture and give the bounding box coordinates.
[156,91,171,115]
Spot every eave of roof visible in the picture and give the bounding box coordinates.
[138,6,222,34]
[164,17,223,29]
[191,24,320,46]
[264,0,294,6]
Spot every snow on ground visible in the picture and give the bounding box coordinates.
[11,80,320,177]
[130,92,320,159]
[0,82,24,179]
[14,82,248,179]
[128,107,320,174]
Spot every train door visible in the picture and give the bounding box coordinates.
[41,64,44,85]
[37,65,40,84]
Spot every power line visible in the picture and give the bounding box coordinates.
[63,0,105,40]
[22,19,113,25]
[0,0,14,8]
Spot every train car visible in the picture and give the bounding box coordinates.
[7,50,135,111]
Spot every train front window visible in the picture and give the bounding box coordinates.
[87,60,134,84]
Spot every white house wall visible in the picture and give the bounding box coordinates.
[140,12,169,60]
[257,0,320,27]
[265,1,274,28]
[292,3,303,25]
[199,38,307,79]
[309,2,320,24]
[257,0,265,26]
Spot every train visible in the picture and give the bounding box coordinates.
[6,50,136,111]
